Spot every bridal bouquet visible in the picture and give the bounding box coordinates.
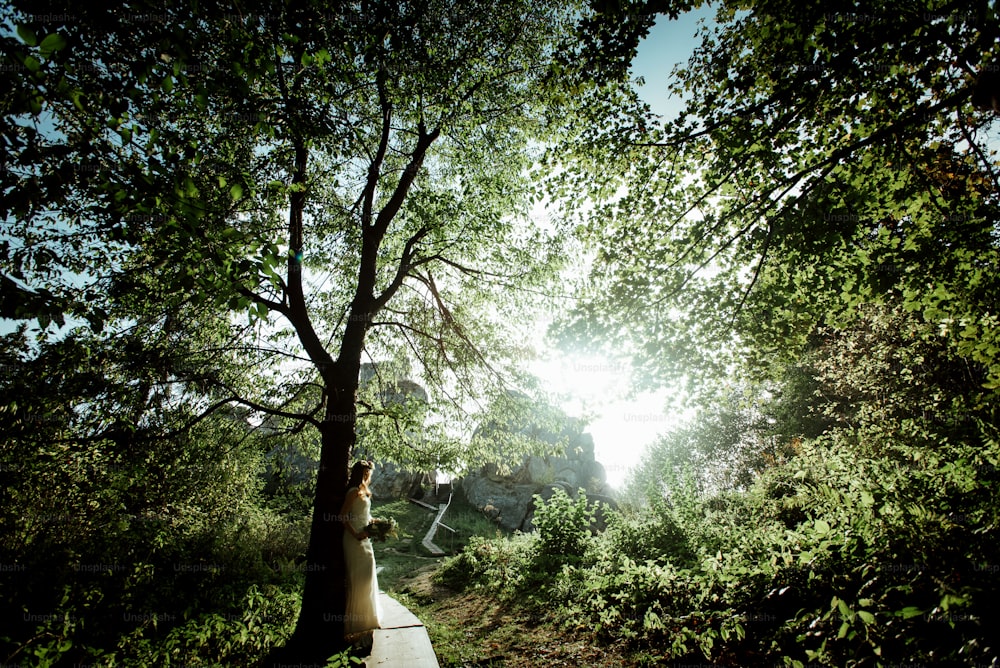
[365,517,398,542]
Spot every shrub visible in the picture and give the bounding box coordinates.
[602,507,695,568]
[434,418,1000,665]
[109,583,300,666]
[435,532,536,597]
[531,487,595,562]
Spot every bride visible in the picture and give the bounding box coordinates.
[340,460,383,641]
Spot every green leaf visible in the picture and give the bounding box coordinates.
[837,598,852,619]
[68,89,85,112]
[86,313,105,333]
[16,25,37,46]
[39,33,68,56]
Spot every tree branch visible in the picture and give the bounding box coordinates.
[369,318,443,342]
[226,393,322,429]
[370,124,441,241]
[372,224,431,311]
[361,70,392,228]
[238,286,289,316]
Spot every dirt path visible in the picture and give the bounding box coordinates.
[392,566,634,667]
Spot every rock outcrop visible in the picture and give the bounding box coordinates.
[458,413,615,532]
[370,460,434,500]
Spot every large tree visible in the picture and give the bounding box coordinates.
[1,0,632,659]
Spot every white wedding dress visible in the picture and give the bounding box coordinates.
[342,487,382,637]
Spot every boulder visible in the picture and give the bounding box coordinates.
[458,405,615,533]
[459,474,539,532]
[371,461,433,500]
[554,467,580,488]
[581,460,608,488]
[482,461,504,482]
[525,455,551,484]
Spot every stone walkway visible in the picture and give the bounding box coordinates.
[362,591,439,667]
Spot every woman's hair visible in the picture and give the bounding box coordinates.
[347,460,374,496]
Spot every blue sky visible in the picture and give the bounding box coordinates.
[630,5,715,121]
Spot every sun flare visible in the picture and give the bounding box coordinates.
[530,353,686,491]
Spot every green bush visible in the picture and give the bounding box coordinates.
[0,408,314,666]
[435,532,536,597]
[108,583,300,666]
[436,489,602,598]
[603,509,694,567]
[531,487,595,562]
[439,419,1000,666]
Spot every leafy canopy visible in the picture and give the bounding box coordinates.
[551,0,1000,399]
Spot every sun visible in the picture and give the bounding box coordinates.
[529,352,685,490]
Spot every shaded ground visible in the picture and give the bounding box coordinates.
[391,566,635,668]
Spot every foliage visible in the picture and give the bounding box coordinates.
[0,0,645,654]
[435,488,598,597]
[553,0,1000,399]
[435,532,537,597]
[3,0,998,665]
[1,495,310,666]
[0,317,317,664]
[448,417,1000,665]
[767,302,995,438]
[0,0,620,467]
[425,2,1000,665]
[626,400,774,499]
[108,584,301,667]
[601,504,694,568]
[529,5,1000,659]
[446,297,1000,664]
[531,487,596,561]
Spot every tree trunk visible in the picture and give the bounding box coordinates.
[267,364,360,664]
[263,129,358,662]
